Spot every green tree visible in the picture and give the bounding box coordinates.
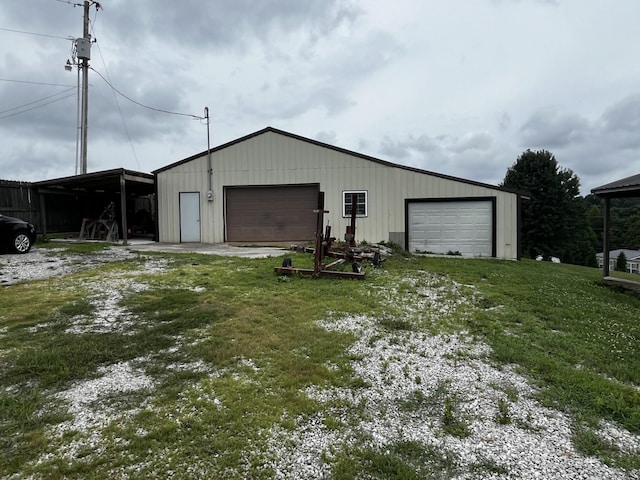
[584,195,640,251]
[621,212,640,249]
[502,149,596,266]
[562,199,598,267]
[616,251,627,272]
[586,203,604,251]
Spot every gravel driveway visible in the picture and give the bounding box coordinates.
[0,247,137,286]
[0,243,286,286]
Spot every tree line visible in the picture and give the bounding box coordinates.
[501,149,640,267]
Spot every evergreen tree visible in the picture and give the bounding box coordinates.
[616,251,627,272]
[502,149,596,266]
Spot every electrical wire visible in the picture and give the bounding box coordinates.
[89,67,204,119]
[0,92,76,120]
[53,0,83,6]
[0,87,76,115]
[90,20,140,170]
[91,2,100,29]
[0,78,76,88]
[0,26,70,40]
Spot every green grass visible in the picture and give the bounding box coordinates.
[332,441,461,479]
[608,269,640,281]
[1,249,639,478]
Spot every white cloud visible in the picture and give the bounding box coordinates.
[1,0,639,195]
[519,108,591,149]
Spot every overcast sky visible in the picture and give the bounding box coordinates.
[1,0,639,195]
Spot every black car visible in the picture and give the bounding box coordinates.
[0,213,37,254]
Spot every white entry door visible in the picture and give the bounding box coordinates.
[179,192,201,242]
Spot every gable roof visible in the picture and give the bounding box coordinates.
[596,249,640,261]
[591,173,640,198]
[153,126,524,196]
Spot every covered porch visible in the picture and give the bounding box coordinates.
[591,173,640,294]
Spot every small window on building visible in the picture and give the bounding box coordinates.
[343,191,367,217]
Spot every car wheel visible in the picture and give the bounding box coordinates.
[13,232,32,253]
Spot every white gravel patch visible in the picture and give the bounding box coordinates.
[40,360,155,463]
[64,258,171,335]
[263,295,640,479]
[55,361,154,432]
[598,420,640,455]
[371,269,477,323]
[0,246,138,285]
[0,247,173,334]
[65,278,150,335]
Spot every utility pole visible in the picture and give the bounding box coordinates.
[64,1,100,175]
[78,1,91,175]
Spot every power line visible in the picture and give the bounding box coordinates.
[0,92,75,120]
[0,87,76,115]
[0,26,70,41]
[90,67,204,119]
[0,78,76,88]
[54,0,83,6]
[90,20,140,170]
[91,2,101,29]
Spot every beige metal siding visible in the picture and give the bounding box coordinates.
[156,130,520,259]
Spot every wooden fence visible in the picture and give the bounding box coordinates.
[0,180,41,229]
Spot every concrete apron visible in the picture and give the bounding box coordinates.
[124,241,288,259]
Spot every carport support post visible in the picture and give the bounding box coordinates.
[119,173,128,245]
[38,190,47,239]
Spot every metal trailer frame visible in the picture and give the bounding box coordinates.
[274,192,365,279]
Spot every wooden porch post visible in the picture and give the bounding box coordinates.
[603,196,610,277]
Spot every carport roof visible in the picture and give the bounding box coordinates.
[591,173,640,198]
[32,168,154,196]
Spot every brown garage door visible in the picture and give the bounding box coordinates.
[225,184,319,242]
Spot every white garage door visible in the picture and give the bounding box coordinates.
[408,200,493,257]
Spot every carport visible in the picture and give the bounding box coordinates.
[591,173,640,293]
[33,169,155,244]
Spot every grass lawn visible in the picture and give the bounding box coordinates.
[1,244,639,479]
